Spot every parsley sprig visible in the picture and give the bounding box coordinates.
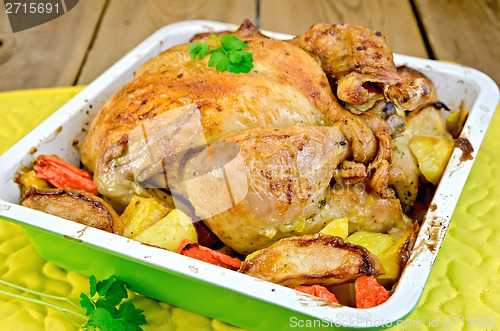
[0,275,146,330]
[80,275,146,330]
[188,34,254,73]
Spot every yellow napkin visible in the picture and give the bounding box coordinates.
[0,87,499,330]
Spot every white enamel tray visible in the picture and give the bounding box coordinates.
[0,21,498,330]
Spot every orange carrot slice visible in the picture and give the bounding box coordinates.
[177,239,242,270]
[292,285,339,304]
[34,155,98,195]
[355,275,390,308]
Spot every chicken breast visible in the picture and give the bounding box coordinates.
[240,233,384,286]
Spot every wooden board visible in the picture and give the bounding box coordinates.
[414,0,500,85]
[77,0,255,84]
[0,0,106,92]
[260,0,429,58]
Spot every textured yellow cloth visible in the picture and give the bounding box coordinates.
[0,87,499,330]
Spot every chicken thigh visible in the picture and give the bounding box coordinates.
[184,124,350,254]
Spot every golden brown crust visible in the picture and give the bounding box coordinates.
[186,125,350,254]
[293,24,432,110]
[20,187,123,234]
[191,19,268,42]
[81,22,339,173]
[292,23,396,79]
[240,233,384,286]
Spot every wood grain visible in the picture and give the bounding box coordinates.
[77,0,255,84]
[0,0,106,92]
[260,0,428,58]
[414,0,500,85]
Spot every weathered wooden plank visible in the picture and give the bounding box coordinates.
[414,0,500,85]
[260,0,428,58]
[77,0,256,84]
[0,0,106,92]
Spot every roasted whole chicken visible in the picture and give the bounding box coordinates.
[21,20,462,306]
[80,20,430,253]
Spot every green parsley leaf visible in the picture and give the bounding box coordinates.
[0,275,148,330]
[229,49,251,63]
[96,297,119,317]
[83,276,147,330]
[118,299,147,327]
[227,61,254,74]
[208,51,225,68]
[215,58,232,72]
[220,34,249,51]
[188,34,253,73]
[80,293,95,316]
[187,42,209,60]
[89,275,98,297]
[98,277,128,306]
[84,307,114,329]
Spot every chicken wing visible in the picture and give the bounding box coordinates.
[321,183,412,238]
[292,23,433,111]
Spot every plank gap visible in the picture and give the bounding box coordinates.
[255,0,261,28]
[72,0,111,85]
[409,0,435,60]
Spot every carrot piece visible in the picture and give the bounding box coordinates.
[355,275,390,308]
[177,239,242,270]
[292,285,339,304]
[34,155,98,195]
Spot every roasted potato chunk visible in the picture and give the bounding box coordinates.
[133,209,198,252]
[409,136,454,185]
[320,217,349,239]
[20,187,123,234]
[121,195,170,238]
[377,223,419,282]
[239,233,384,286]
[345,230,395,256]
[17,170,51,196]
[446,108,469,139]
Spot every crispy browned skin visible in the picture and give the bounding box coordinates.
[185,125,350,254]
[82,21,394,208]
[397,65,438,104]
[20,188,123,234]
[78,20,430,255]
[321,183,412,236]
[240,233,384,286]
[292,24,432,110]
[81,20,341,174]
[292,24,397,80]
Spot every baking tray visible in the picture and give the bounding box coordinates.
[0,20,498,330]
